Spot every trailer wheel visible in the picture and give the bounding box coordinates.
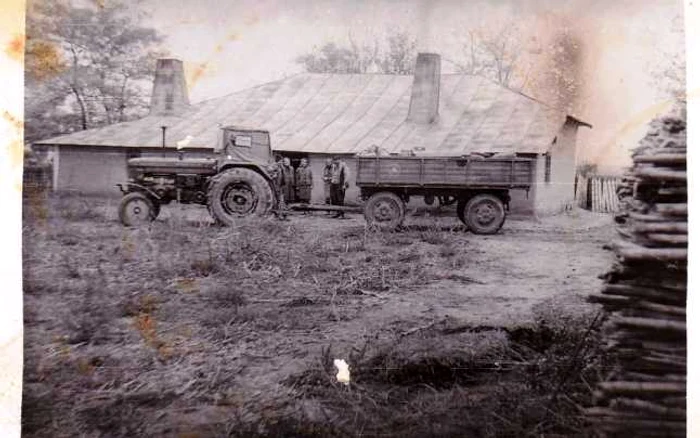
[463,194,506,234]
[364,192,405,230]
[208,168,274,226]
[119,192,157,227]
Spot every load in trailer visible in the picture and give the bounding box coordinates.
[356,154,535,234]
[117,127,277,226]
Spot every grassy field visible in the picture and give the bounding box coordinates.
[22,191,617,437]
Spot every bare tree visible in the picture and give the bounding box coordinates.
[480,26,522,87]
[378,32,417,74]
[296,21,589,114]
[296,42,365,73]
[296,31,416,75]
[451,24,523,88]
[650,14,686,107]
[448,30,483,75]
[441,21,529,90]
[296,26,524,85]
[25,0,166,142]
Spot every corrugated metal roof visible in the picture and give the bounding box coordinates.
[35,73,587,155]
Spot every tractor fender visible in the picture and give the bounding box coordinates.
[217,163,274,181]
[116,182,161,200]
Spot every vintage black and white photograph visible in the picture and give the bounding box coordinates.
[21,0,688,436]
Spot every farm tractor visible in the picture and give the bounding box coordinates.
[117,127,277,226]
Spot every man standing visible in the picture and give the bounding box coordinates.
[322,158,333,205]
[295,158,313,204]
[281,157,295,203]
[270,156,289,220]
[329,156,350,218]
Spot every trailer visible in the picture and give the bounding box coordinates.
[355,155,535,233]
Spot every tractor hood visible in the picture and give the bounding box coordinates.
[127,157,218,177]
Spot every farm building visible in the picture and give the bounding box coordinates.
[34,55,591,215]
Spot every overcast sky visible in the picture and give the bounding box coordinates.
[138,0,685,171]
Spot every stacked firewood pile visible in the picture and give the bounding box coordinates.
[587,114,687,436]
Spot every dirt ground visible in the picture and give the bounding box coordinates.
[22,193,616,437]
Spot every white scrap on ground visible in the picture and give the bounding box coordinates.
[333,359,350,385]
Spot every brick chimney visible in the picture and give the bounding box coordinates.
[407,53,441,124]
[149,59,190,116]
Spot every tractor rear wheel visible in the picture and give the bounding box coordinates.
[364,192,405,230]
[119,192,157,226]
[462,194,506,234]
[207,168,274,226]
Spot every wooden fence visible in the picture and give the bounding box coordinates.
[23,162,53,191]
[575,174,622,213]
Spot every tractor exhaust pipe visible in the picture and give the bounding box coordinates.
[161,126,167,158]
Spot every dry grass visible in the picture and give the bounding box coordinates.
[22,193,609,437]
[281,305,608,438]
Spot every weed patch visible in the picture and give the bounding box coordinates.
[284,308,607,437]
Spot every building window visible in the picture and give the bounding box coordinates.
[544,153,552,183]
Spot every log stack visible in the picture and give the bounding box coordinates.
[587,114,687,436]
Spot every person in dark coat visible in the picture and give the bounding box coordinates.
[269,156,289,220]
[281,157,295,203]
[329,156,350,218]
[322,158,333,205]
[295,158,313,204]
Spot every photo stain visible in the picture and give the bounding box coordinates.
[245,13,260,26]
[4,110,24,131]
[594,92,692,163]
[8,138,24,172]
[26,40,66,80]
[4,33,24,62]
[185,29,243,91]
[176,277,199,293]
[121,235,135,256]
[188,62,209,89]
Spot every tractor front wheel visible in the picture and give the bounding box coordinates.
[207,168,274,226]
[119,192,157,227]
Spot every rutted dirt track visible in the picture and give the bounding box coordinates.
[22,194,616,437]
